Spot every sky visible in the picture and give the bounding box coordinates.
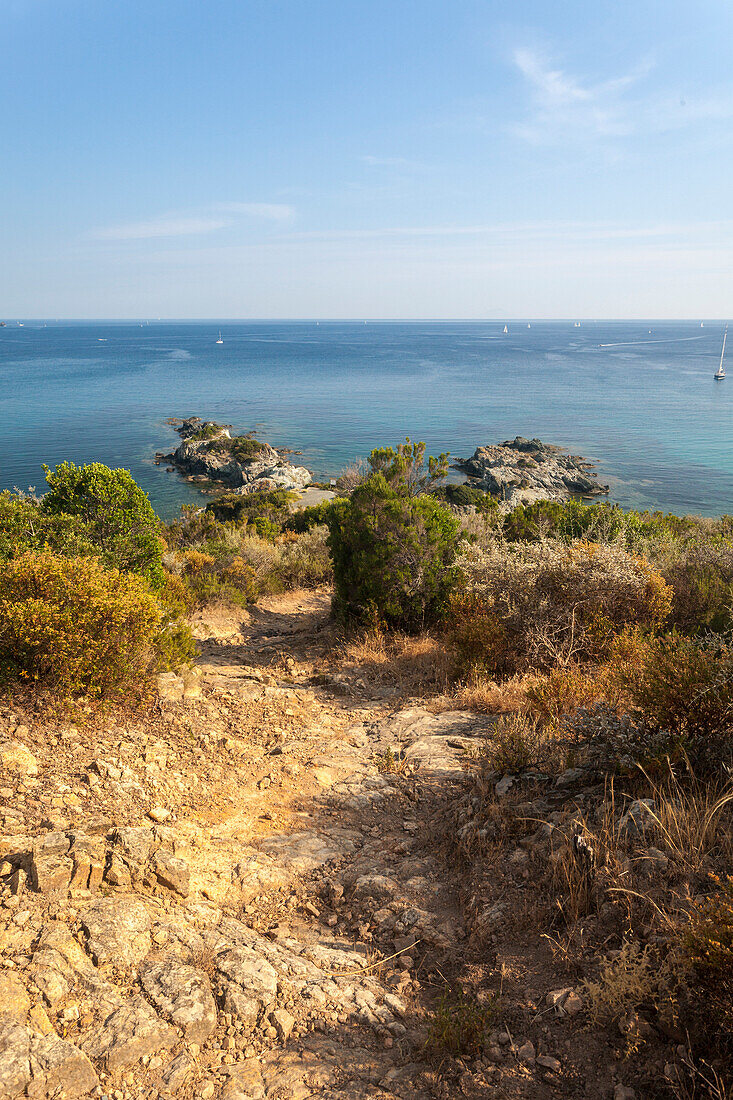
[3,0,733,319]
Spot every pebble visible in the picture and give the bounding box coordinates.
[147,806,170,823]
[517,1040,536,1065]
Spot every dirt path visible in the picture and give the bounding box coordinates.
[0,591,617,1099]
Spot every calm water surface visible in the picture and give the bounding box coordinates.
[2,320,732,519]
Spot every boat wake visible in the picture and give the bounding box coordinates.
[599,336,707,348]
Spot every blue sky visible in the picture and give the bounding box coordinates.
[4,0,733,318]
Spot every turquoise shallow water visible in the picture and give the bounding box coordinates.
[1,320,732,519]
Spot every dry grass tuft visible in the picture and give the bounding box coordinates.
[431,670,539,715]
[338,628,451,694]
[584,939,680,1048]
[642,772,733,873]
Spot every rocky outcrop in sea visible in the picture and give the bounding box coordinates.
[455,436,609,506]
[162,418,312,495]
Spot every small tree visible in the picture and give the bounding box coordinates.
[367,437,450,497]
[41,462,165,589]
[328,468,460,631]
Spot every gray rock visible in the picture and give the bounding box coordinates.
[107,826,153,875]
[619,799,657,840]
[456,438,608,506]
[140,956,217,1043]
[162,1051,194,1090]
[82,998,176,1071]
[215,947,278,1027]
[270,1007,295,1041]
[537,1054,561,1072]
[221,1059,266,1099]
[546,987,583,1017]
[0,1019,99,1099]
[151,849,190,896]
[80,897,152,968]
[0,974,30,1022]
[30,832,73,895]
[67,834,105,896]
[167,423,312,494]
[0,740,38,777]
[517,1040,536,1065]
[353,874,399,903]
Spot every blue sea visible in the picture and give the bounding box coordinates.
[2,320,732,519]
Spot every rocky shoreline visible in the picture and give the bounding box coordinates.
[158,421,608,509]
[455,436,609,507]
[158,418,312,495]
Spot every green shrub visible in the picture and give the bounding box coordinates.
[502,499,628,543]
[0,552,162,696]
[180,549,260,607]
[42,462,164,589]
[621,633,733,774]
[366,437,450,496]
[425,986,496,1059]
[684,876,733,976]
[284,500,340,533]
[0,491,97,562]
[451,539,672,675]
[437,483,499,512]
[228,436,267,462]
[328,473,460,630]
[275,526,332,588]
[663,543,733,634]
[204,489,294,528]
[155,572,197,669]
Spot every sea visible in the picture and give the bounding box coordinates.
[2,320,732,520]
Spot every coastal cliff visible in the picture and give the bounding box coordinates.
[456,436,609,506]
[163,418,312,494]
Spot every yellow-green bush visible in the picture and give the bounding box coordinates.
[0,552,162,696]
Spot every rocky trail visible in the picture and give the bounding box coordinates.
[1,591,631,1100]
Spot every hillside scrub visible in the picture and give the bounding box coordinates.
[449,539,672,676]
[0,552,164,696]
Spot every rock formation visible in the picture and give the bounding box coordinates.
[455,436,609,506]
[162,418,312,494]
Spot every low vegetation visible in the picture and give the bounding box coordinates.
[2,437,732,1092]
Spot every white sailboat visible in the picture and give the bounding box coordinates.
[216,331,224,345]
[715,325,727,380]
[527,323,531,329]
[503,324,508,334]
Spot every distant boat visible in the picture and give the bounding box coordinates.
[216,331,224,345]
[715,325,727,380]
[574,321,581,328]
[701,322,704,328]
[98,338,107,342]
[527,323,531,328]
[503,324,508,334]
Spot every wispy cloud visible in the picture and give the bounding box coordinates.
[512,48,652,143]
[93,216,229,241]
[92,201,296,241]
[213,202,295,220]
[511,46,733,149]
